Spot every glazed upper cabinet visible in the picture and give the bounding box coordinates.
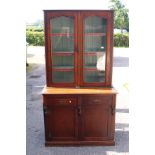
[44,11,114,87]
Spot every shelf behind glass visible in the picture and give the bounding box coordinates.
[84,70,105,83]
[52,55,74,67]
[52,66,74,70]
[84,52,105,71]
[84,50,105,53]
[51,33,74,36]
[84,33,106,36]
[52,36,74,52]
[52,51,74,53]
[84,66,97,69]
[84,35,106,52]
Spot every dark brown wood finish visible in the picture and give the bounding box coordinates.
[80,95,113,141]
[105,11,114,86]
[79,11,113,87]
[43,96,78,141]
[44,11,78,87]
[43,10,117,146]
[44,10,114,87]
[43,88,117,146]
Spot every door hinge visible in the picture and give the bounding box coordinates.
[43,106,50,115]
[111,105,115,115]
[78,106,82,116]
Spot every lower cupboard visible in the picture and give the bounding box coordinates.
[42,88,117,146]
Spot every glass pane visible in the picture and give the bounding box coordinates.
[50,16,74,52]
[51,16,73,33]
[85,36,106,52]
[84,71,105,83]
[52,36,74,52]
[50,16,75,84]
[84,52,105,70]
[85,16,106,33]
[52,71,74,83]
[52,55,74,68]
[84,16,107,83]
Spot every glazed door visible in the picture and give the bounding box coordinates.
[79,12,113,87]
[44,11,113,87]
[45,12,78,87]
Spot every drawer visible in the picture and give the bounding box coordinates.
[82,95,113,106]
[44,96,77,106]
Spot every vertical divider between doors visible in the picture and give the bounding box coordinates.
[77,12,80,86]
[74,12,78,86]
[78,12,83,87]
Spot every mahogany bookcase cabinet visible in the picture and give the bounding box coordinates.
[42,10,117,146]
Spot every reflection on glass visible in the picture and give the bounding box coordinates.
[51,16,73,34]
[84,16,107,83]
[85,36,106,52]
[50,16,74,52]
[85,16,106,33]
[84,71,105,83]
[84,52,105,71]
[52,71,74,83]
[52,36,74,52]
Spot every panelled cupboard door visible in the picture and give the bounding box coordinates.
[44,97,78,141]
[80,95,115,140]
[79,11,114,87]
[44,11,78,87]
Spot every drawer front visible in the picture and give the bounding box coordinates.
[82,95,113,106]
[44,95,77,106]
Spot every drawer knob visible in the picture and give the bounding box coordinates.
[69,100,72,103]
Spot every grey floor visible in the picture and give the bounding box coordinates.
[26,47,129,155]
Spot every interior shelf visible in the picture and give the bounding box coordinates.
[84,51,105,55]
[51,33,74,36]
[52,66,74,71]
[52,52,74,55]
[85,33,106,36]
[83,67,102,71]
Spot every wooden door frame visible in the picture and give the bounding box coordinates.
[44,11,78,87]
[78,11,114,87]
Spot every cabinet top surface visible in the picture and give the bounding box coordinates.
[43,10,114,12]
[42,87,117,95]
